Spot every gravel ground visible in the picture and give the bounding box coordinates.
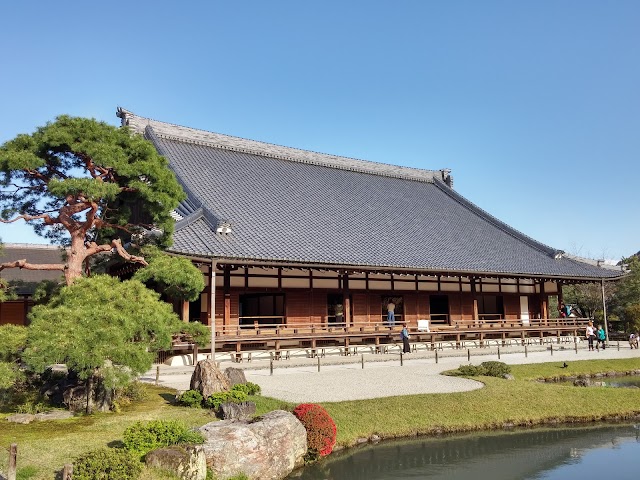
[141,344,640,403]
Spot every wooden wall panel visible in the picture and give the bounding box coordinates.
[460,293,475,320]
[0,301,27,326]
[448,294,462,319]
[352,293,368,324]
[417,294,430,320]
[286,291,311,324]
[503,295,520,319]
[311,292,326,324]
[403,293,418,325]
[367,294,382,323]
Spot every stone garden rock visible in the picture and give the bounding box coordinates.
[146,445,207,480]
[219,401,256,420]
[7,413,36,424]
[199,410,306,480]
[191,360,230,398]
[7,410,73,424]
[224,367,247,387]
[63,381,112,413]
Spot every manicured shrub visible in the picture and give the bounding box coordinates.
[203,389,248,410]
[113,381,149,411]
[122,420,204,457]
[292,403,337,456]
[73,447,142,480]
[453,361,511,378]
[178,389,204,408]
[232,382,261,396]
[481,361,511,377]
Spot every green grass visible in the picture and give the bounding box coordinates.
[0,358,638,478]
[0,386,281,480]
[322,358,640,446]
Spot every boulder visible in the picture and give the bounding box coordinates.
[146,445,207,480]
[63,381,113,413]
[199,410,307,480]
[7,414,36,424]
[224,367,247,387]
[219,402,256,420]
[6,410,73,424]
[190,360,230,398]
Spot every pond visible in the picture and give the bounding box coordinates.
[290,423,640,480]
[553,374,640,388]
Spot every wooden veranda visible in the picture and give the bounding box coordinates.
[168,316,590,363]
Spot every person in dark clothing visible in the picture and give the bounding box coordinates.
[400,323,411,353]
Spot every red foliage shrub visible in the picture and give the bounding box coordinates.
[292,403,337,456]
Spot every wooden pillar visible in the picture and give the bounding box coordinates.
[471,277,479,322]
[209,261,217,360]
[223,265,231,328]
[540,281,548,319]
[343,272,351,326]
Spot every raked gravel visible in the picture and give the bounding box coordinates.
[141,344,640,403]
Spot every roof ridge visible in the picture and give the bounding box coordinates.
[117,108,452,185]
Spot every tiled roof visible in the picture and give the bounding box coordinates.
[0,244,65,293]
[118,109,623,280]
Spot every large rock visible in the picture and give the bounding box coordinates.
[146,445,207,480]
[63,381,113,413]
[224,367,247,387]
[199,410,307,480]
[190,360,230,398]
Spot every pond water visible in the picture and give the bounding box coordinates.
[290,424,640,480]
[555,375,640,388]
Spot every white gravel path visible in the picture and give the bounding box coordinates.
[142,345,640,403]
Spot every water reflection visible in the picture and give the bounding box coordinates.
[290,424,640,480]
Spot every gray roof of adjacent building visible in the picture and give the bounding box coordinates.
[117,108,624,280]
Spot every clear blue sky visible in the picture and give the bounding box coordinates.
[1,1,638,260]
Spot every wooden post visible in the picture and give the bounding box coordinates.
[400,352,403,366]
[467,349,470,361]
[8,443,17,480]
[343,273,351,327]
[223,265,231,328]
[270,359,274,376]
[63,464,73,480]
[192,343,198,365]
[471,278,479,322]
[361,354,364,369]
[317,356,320,372]
[155,365,160,386]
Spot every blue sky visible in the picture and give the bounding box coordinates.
[1,1,638,260]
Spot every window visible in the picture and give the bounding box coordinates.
[430,295,449,323]
[478,295,504,320]
[239,294,284,327]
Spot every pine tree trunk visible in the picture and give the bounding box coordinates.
[65,235,88,285]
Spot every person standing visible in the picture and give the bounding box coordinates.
[387,301,396,326]
[400,323,411,353]
[596,325,606,350]
[585,321,596,351]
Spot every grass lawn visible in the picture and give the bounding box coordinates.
[0,358,638,479]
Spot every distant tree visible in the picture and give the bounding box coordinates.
[612,257,640,332]
[0,115,185,284]
[563,282,614,320]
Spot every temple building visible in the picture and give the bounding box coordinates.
[116,108,623,354]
